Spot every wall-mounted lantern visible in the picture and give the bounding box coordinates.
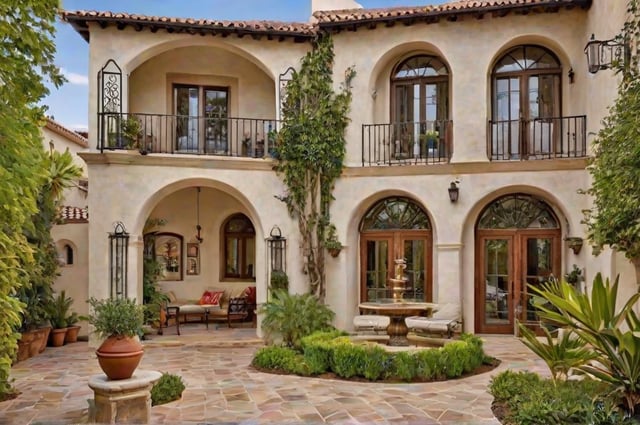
[267,225,286,272]
[109,222,129,299]
[448,181,460,203]
[584,33,629,74]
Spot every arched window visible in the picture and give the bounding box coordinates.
[391,55,450,160]
[223,214,255,280]
[64,244,74,266]
[360,197,432,302]
[490,45,562,160]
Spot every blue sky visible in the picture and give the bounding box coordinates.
[47,0,446,131]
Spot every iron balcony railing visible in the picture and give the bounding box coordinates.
[97,112,279,158]
[361,120,453,166]
[488,115,587,161]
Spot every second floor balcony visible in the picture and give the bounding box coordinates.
[362,120,453,167]
[98,112,278,158]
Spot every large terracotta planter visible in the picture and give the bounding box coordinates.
[96,335,144,380]
[37,326,52,353]
[64,325,81,343]
[16,331,36,362]
[49,328,68,347]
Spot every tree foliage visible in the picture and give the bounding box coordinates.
[0,0,64,399]
[585,0,640,273]
[274,35,354,301]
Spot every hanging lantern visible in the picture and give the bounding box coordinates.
[267,225,286,272]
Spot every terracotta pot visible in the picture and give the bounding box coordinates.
[96,335,144,380]
[328,247,341,258]
[49,328,68,347]
[38,326,52,353]
[16,331,36,362]
[64,325,81,343]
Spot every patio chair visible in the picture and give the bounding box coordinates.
[405,303,461,338]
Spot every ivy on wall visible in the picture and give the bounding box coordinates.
[274,35,355,302]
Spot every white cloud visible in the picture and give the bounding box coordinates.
[69,124,88,132]
[61,68,89,86]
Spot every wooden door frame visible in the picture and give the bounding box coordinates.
[475,228,561,334]
[360,229,432,302]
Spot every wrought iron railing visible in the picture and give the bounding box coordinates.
[361,120,453,166]
[488,115,587,161]
[97,112,279,158]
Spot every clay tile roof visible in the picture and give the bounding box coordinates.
[313,0,592,27]
[59,206,89,224]
[60,10,315,42]
[44,118,89,148]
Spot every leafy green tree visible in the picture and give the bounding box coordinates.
[274,35,354,301]
[0,0,64,399]
[584,0,640,283]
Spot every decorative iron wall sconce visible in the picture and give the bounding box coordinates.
[109,222,129,299]
[584,33,629,74]
[567,67,575,84]
[448,181,459,203]
[267,225,286,272]
[565,237,584,255]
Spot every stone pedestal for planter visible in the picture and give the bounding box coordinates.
[88,370,161,424]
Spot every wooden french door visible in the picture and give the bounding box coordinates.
[475,229,560,334]
[360,230,432,302]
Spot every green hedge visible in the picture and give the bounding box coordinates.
[489,370,636,424]
[252,331,488,382]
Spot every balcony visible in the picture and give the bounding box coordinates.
[488,115,587,161]
[98,112,278,158]
[361,120,453,167]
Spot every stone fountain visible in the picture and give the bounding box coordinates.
[389,258,408,302]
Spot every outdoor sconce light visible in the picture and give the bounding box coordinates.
[267,225,286,272]
[584,33,629,74]
[108,222,129,299]
[448,181,460,203]
[565,237,584,255]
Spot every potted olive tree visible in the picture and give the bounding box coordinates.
[87,297,145,380]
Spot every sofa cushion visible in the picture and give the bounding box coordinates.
[166,291,177,303]
[199,290,224,306]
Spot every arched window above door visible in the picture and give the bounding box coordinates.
[478,194,559,229]
[361,197,430,231]
[494,45,560,74]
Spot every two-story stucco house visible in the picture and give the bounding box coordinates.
[61,0,632,337]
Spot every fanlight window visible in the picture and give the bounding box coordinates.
[361,197,430,230]
[393,55,449,79]
[494,46,560,74]
[478,194,559,229]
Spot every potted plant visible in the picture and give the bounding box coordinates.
[420,130,439,156]
[564,264,583,289]
[64,310,81,343]
[87,297,145,380]
[120,116,143,150]
[47,291,73,347]
[324,224,343,258]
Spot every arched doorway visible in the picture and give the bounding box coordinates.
[475,194,561,334]
[359,197,432,302]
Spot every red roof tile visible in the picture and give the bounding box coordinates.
[60,10,315,42]
[313,0,592,27]
[45,118,89,148]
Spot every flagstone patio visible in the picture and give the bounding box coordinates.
[2,325,549,424]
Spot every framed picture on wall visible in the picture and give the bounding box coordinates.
[187,257,199,275]
[154,232,183,281]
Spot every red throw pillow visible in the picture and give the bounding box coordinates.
[244,286,256,304]
[198,291,213,305]
[209,290,224,306]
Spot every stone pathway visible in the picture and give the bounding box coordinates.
[1,325,548,424]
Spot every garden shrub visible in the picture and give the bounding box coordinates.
[151,373,185,406]
[414,347,441,380]
[389,351,417,382]
[331,341,366,379]
[252,346,310,375]
[361,344,389,381]
[301,330,346,375]
[489,370,632,425]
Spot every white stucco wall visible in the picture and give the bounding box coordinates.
[76,0,634,335]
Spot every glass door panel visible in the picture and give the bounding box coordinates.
[521,236,554,328]
[363,239,391,301]
[204,89,228,154]
[401,239,425,300]
[483,238,512,330]
[175,86,199,152]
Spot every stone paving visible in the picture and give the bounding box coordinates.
[1,324,549,425]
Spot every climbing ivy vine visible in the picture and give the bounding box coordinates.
[274,35,355,302]
[584,0,640,283]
